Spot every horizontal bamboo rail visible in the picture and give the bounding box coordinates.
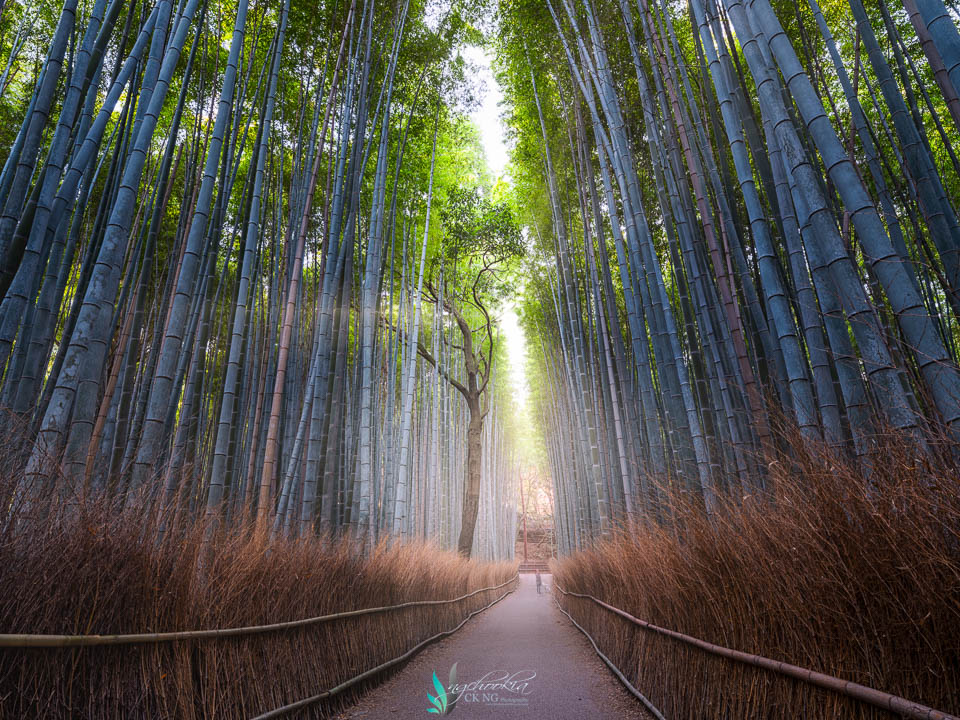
[553,596,666,720]
[0,574,519,648]
[251,578,518,719]
[555,583,959,720]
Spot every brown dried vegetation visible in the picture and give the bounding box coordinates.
[0,451,516,718]
[554,429,960,719]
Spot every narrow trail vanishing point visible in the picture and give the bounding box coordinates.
[335,574,653,719]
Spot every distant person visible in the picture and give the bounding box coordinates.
[535,569,543,594]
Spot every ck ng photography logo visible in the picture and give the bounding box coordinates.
[426,661,536,714]
[426,662,459,715]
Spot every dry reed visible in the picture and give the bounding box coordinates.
[554,427,960,719]
[0,435,515,718]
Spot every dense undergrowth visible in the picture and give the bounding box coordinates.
[554,429,960,719]
[0,486,516,718]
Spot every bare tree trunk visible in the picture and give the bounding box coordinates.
[457,402,483,557]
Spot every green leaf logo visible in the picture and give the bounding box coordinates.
[426,663,458,715]
[427,671,447,714]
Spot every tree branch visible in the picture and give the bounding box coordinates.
[474,280,495,396]
[379,316,470,400]
[414,336,471,400]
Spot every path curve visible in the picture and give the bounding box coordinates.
[335,574,652,719]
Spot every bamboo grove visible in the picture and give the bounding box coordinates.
[0,0,521,559]
[498,0,960,552]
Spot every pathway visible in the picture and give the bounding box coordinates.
[334,574,652,720]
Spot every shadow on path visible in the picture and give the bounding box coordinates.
[335,574,652,719]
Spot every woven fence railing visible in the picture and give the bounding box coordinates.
[2,574,518,718]
[555,583,958,720]
[0,573,518,648]
[252,579,517,719]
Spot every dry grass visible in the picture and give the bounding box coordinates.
[0,447,516,718]
[554,428,960,719]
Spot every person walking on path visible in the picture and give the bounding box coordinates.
[535,569,543,594]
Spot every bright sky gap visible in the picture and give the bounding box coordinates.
[464,45,529,413]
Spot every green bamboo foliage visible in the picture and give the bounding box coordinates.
[499,0,960,547]
[7,0,959,562]
[0,0,520,560]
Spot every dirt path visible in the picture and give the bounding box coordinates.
[334,574,652,720]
